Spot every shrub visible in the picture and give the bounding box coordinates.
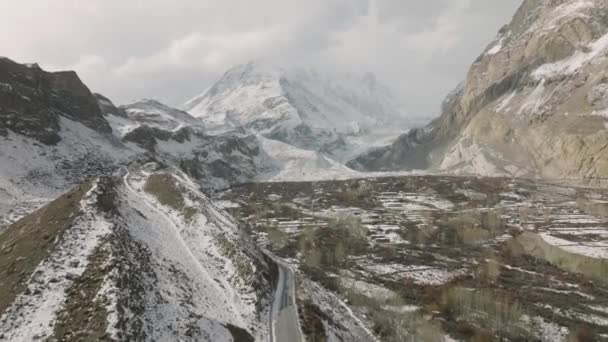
[441,287,525,338]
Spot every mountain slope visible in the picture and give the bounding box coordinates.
[350,0,608,179]
[0,58,134,227]
[182,62,408,156]
[0,168,276,341]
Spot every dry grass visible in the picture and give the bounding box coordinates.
[52,240,113,341]
[0,180,95,316]
[214,233,256,286]
[441,287,526,338]
[143,173,196,221]
[143,174,185,209]
[298,300,328,342]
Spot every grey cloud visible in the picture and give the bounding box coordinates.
[1,0,521,117]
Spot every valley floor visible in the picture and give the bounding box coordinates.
[220,175,608,341]
[3,171,608,341]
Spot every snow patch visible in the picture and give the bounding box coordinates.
[540,233,608,259]
[533,31,608,80]
[486,36,505,55]
[257,136,360,182]
[495,91,517,112]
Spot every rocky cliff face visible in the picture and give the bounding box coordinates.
[0,57,112,145]
[350,0,608,179]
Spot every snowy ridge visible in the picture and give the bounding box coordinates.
[102,99,203,137]
[0,180,112,341]
[0,168,276,341]
[122,99,203,133]
[112,168,272,340]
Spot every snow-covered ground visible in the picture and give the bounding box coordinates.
[0,117,135,226]
[116,169,272,340]
[362,263,467,286]
[255,135,419,183]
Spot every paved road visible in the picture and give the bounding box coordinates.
[264,249,303,342]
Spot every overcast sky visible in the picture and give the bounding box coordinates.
[1,0,520,118]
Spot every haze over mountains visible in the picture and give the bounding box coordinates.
[1,0,608,341]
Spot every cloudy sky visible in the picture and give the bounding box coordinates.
[1,0,520,118]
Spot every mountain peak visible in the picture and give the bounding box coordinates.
[0,57,111,145]
[180,62,407,155]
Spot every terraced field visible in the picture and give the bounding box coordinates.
[220,176,608,341]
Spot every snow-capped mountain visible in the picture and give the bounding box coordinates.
[350,0,608,179]
[182,62,409,156]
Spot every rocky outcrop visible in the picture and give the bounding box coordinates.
[95,93,127,118]
[0,57,111,145]
[350,0,608,179]
[122,123,272,190]
[123,125,191,152]
[122,99,202,132]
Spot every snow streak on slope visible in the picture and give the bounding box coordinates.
[0,181,112,341]
[114,168,272,340]
[533,31,608,80]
